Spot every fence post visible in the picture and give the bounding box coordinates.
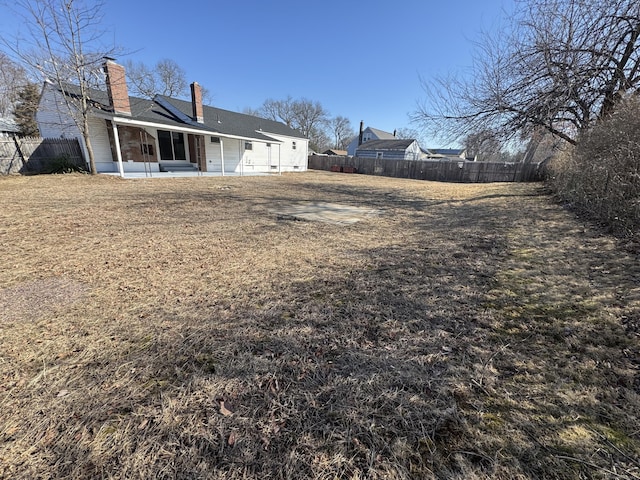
[12,136,26,170]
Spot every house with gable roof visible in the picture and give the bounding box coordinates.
[423,148,472,161]
[36,60,308,175]
[346,125,396,156]
[355,139,422,161]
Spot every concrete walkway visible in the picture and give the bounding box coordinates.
[274,202,382,225]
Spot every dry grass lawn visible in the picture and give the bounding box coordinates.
[0,171,639,479]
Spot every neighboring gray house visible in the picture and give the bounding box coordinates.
[355,139,422,160]
[37,60,309,175]
[0,117,19,138]
[346,126,396,156]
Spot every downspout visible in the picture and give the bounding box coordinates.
[111,121,125,178]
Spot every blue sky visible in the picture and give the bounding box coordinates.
[3,0,514,147]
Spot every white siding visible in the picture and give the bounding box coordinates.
[263,133,308,172]
[36,84,82,140]
[202,134,305,174]
[224,139,241,172]
[405,141,421,160]
[205,136,223,172]
[200,135,242,173]
[88,117,115,171]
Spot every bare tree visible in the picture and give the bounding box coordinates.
[291,98,328,139]
[0,52,30,117]
[125,58,187,99]
[328,116,354,149]
[308,126,331,153]
[259,96,297,127]
[414,0,640,147]
[258,97,328,137]
[464,130,502,162]
[258,96,329,150]
[3,0,120,174]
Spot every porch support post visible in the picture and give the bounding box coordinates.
[112,121,125,178]
[220,138,225,176]
[240,139,244,176]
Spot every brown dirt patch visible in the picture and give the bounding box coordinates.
[0,277,89,323]
[0,171,638,479]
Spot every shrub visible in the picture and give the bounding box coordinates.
[547,96,640,237]
[46,153,86,174]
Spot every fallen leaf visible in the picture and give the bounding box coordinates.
[228,431,236,446]
[57,389,69,397]
[138,419,149,430]
[219,400,234,416]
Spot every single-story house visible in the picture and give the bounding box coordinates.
[0,117,19,138]
[322,149,347,156]
[355,139,422,160]
[36,60,309,175]
[346,125,396,156]
[423,148,469,160]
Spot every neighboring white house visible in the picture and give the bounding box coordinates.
[355,139,423,160]
[423,148,469,160]
[36,60,309,175]
[346,126,396,156]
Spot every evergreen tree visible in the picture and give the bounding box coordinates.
[13,83,40,137]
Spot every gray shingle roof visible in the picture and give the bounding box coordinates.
[0,117,19,133]
[356,139,415,151]
[155,95,306,141]
[428,148,465,156]
[366,127,396,140]
[53,83,306,141]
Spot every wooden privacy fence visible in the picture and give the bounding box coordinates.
[0,137,85,175]
[309,155,544,183]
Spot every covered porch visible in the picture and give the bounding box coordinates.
[107,119,276,177]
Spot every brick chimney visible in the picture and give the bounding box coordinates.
[103,59,131,115]
[358,120,364,146]
[191,82,204,123]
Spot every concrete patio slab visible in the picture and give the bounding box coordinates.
[274,202,382,225]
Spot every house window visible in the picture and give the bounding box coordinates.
[140,144,154,156]
[266,143,271,147]
[245,141,253,150]
[157,130,186,160]
[376,152,384,159]
[211,136,220,143]
[292,141,297,150]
